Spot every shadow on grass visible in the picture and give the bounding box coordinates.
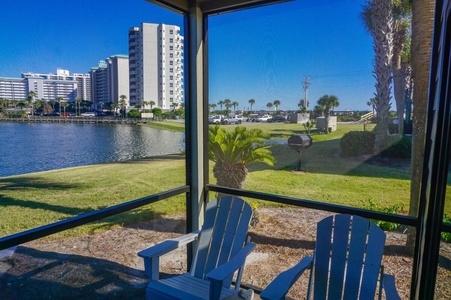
[0,246,147,300]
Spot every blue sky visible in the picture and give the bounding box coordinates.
[1,0,377,111]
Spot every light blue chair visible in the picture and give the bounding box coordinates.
[260,214,401,300]
[138,196,255,300]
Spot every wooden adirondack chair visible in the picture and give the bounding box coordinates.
[138,196,256,300]
[260,214,401,300]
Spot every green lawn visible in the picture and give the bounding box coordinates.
[1,122,449,239]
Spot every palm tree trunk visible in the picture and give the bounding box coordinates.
[372,0,393,153]
[393,27,407,134]
[407,0,435,254]
[213,161,248,193]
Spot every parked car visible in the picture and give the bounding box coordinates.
[268,115,286,123]
[255,114,271,122]
[81,112,96,117]
[222,116,242,125]
[208,115,223,124]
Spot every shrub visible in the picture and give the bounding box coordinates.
[127,109,141,118]
[364,199,403,231]
[340,131,375,157]
[380,135,412,158]
[442,214,451,243]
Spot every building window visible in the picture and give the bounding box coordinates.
[170,38,173,43]
[170,76,173,80]
[170,53,173,58]
[170,30,173,34]
[170,61,173,65]
[170,83,173,87]
[170,46,173,50]
[170,68,173,73]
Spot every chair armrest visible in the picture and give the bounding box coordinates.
[137,230,200,280]
[138,230,201,258]
[382,274,401,300]
[206,243,256,300]
[206,242,256,282]
[260,256,313,300]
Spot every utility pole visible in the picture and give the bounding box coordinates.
[302,76,310,110]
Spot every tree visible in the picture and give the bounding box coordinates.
[232,101,239,112]
[367,97,377,115]
[218,100,224,111]
[362,0,411,135]
[317,94,339,134]
[152,107,162,120]
[119,95,127,118]
[61,102,69,115]
[171,102,178,111]
[298,99,309,112]
[99,101,104,112]
[407,0,435,253]
[209,125,275,190]
[48,99,56,111]
[210,103,217,112]
[76,98,82,116]
[266,102,273,110]
[56,97,63,116]
[111,103,118,117]
[28,91,36,116]
[223,99,232,113]
[248,99,255,112]
[273,100,281,111]
[361,0,394,152]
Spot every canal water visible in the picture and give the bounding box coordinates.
[0,122,184,177]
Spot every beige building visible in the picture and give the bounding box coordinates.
[129,23,183,110]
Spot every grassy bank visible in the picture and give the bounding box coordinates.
[1,122,449,239]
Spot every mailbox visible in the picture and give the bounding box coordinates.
[288,134,312,152]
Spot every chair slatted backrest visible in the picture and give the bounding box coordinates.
[190,196,252,283]
[312,214,386,300]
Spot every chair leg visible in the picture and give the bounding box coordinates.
[239,289,254,300]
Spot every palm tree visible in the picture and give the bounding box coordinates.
[99,101,104,113]
[223,99,232,113]
[111,103,118,117]
[407,0,435,253]
[61,102,69,115]
[248,99,255,112]
[209,125,275,190]
[361,0,394,152]
[56,97,63,116]
[210,103,217,112]
[48,99,56,112]
[367,97,377,115]
[149,101,156,110]
[119,95,127,118]
[28,91,36,116]
[171,102,178,111]
[317,94,339,134]
[273,100,281,111]
[76,98,82,116]
[362,0,411,134]
[266,102,273,110]
[232,101,239,112]
[218,100,224,111]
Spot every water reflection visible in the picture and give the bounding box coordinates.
[0,123,184,177]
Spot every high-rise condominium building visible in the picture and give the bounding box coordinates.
[90,55,129,107]
[129,23,183,110]
[0,69,88,102]
[22,68,91,102]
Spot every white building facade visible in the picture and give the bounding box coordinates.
[129,23,183,110]
[90,55,129,107]
[22,68,90,102]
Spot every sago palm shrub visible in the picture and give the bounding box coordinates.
[208,125,276,189]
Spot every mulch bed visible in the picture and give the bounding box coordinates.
[1,208,450,299]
